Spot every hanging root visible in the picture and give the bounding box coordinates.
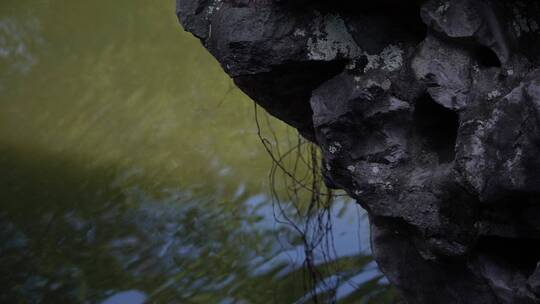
[254,103,347,303]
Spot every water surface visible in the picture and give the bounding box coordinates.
[0,1,395,303]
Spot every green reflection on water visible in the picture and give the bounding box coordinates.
[0,0,396,303]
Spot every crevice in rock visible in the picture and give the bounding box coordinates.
[413,93,459,163]
[479,194,540,240]
[177,0,540,301]
[233,60,347,141]
[309,0,428,54]
[473,45,502,68]
[477,236,540,277]
[311,0,427,15]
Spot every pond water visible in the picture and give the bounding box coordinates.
[0,1,395,303]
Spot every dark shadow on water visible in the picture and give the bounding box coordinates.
[0,143,396,303]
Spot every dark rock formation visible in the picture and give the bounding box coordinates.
[176,0,540,302]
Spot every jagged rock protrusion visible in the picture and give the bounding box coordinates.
[177,0,540,302]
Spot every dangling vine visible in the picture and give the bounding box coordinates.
[254,103,347,304]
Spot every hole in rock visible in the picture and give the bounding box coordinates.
[473,45,501,68]
[234,60,347,141]
[413,94,459,163]
[309,0,428,52]
[477,236,540,276]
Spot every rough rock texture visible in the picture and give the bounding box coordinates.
[177,1,540,303]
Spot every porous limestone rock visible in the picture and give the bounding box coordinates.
[177,1,540,303]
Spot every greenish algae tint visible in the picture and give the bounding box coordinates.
[0,1,396,303]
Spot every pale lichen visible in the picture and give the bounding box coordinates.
[511,6,539,37]
[363,53,381,73]
[487,90,501,100]
[362,45,404,73]
[294,28,306,37]
[353,190,364,196]
[380,45,404,72]
[436,2,451,15]
[307,13,361,61]
[206,0,223,16]
[328,142,342,154]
